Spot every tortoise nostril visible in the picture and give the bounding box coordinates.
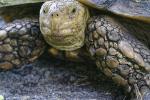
[51,13,59,17]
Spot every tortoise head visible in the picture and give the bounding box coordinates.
[40,0,89,51]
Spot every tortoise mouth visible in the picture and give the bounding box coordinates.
[48,30,83,45]
[50,28,76,41]
[41,27,85,51]
[42,26,77,42]
[50,34,73,41]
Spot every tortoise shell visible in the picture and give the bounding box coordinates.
[78,0,150,23]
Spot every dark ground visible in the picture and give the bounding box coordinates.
[0,53,125,100]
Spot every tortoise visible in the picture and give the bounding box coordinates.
[0,0,150,99]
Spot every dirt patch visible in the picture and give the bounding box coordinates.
[0,53,125,100]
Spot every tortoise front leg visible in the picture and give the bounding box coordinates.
[86,16,150,100]
[0,18,46,70]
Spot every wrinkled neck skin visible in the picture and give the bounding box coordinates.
[40,0,90,51]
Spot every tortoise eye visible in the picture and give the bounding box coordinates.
[43,9,46,13]
[71,8,76,13]
[43,7,48,14]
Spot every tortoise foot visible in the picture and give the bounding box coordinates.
[0,18,46,70]
[86,16,150,100]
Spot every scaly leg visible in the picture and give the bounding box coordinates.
[0,19,46,70]
[86,16,150,100]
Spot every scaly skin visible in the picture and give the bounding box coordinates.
[0,19,45,70]
[86,16,150,100]
[40,0,150,99]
